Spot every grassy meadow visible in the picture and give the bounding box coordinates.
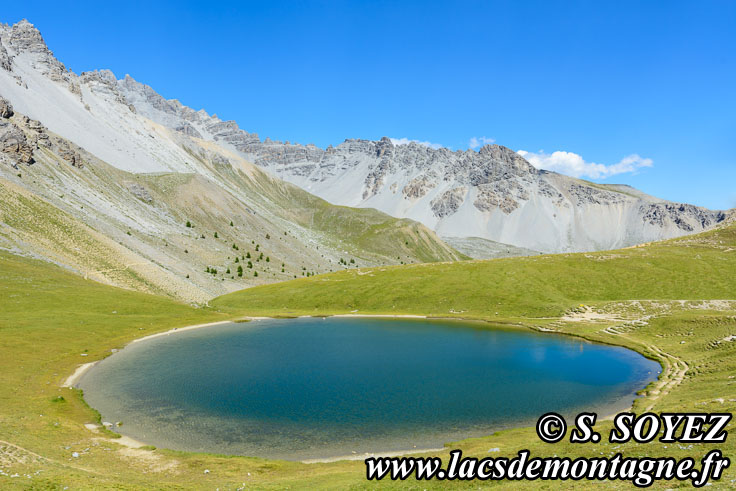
[0,223,734,488]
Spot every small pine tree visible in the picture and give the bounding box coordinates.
[246,252,251,259]
[234,257,239,263]
[237,265,243,277]
[186,221,192,228]
[281,268,285,272]
[205,266,210,273]
[265,233,270,240]
[350,258,355,264]
[201,234,205,239]
[266,256,270,262]
[247,261,253,269]
[254,271,258,277]
[184,249,188,253]
[226,268,231,274]
[214,232,219,239]
[230,221,234,226]
[256,244,260,251]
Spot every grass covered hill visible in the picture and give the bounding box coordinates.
[213,221,736,319]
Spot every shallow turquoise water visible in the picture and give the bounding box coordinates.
[79,318,659,460]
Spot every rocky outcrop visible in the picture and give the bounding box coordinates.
[0,122,34,166]
[0,42,11,71]
[0,96,88,168]
[0,96,13,118]
[403,173,437,200]
[641,203,724,232]
[567,182,625,205]
[56,139,83,168]
[0,96,33,165]
[431,187,467,217]
[175,122,202,139]
[125,182,153,203]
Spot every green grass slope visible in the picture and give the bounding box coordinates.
[213,222,736,319]
[226,161,467,264]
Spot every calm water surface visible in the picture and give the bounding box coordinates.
[78,318,659,460]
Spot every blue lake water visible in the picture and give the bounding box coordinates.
[78,317,660,460]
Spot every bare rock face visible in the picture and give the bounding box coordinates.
[56,139,83,168]
[403,173,438,200]
[641,203,724,232]
[125,182,153,203]
[0,121,34,166]
[0,96,13,118]
[431,186,467,217]
[567,182,625,205]
[0,98,33,165]
[0,42,11,71]
[175,122,202,139]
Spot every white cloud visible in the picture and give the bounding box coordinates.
[390,137,443,149]
[469,136,495,149]
[517,150,653,179]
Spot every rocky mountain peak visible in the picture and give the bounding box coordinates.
[8,19,50,55]
[1,19,72,87]
[477,144,538,175]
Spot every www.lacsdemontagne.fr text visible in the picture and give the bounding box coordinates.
[365,449,729,487]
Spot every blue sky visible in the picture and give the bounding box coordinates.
[3,1,735,209]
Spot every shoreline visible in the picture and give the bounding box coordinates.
[62,362,98,387]
[331,313,427,319]
[130,320,235,344]
[67,312,664,462]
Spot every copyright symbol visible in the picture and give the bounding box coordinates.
[536,413,567,443]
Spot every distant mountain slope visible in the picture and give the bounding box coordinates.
[441,236,540,259]
[0,20,462,301]
[238,141,726,253]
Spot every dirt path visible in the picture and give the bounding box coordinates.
[590,307,689,412]
[0,438,103,477]
[535,304,690,413]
